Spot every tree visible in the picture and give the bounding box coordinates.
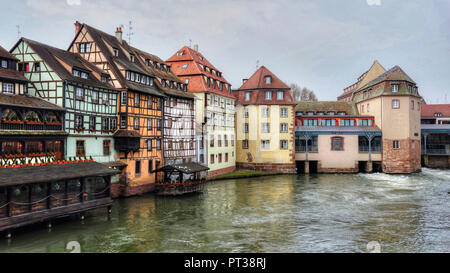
[290,84,318,102]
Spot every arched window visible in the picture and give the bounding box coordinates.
[24,111,42,123]
[1,109,21,122]
[45,112,61,124]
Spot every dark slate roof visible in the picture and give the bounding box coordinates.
[153,162,209,174]
[0,68,28,82]
[113,129,141,138]
[77,24,166,97]
[20,38,117,91]
[296,125,382,135]
[357,65,416,91]
[0,162,120,186]
[295,101,358,115]
[421,124,450,133]
[0,45,18,61]
[0,93,64,111]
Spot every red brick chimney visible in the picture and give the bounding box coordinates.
[115,27,123,44]
[74,21,82,35]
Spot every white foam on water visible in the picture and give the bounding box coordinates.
[421,168,450,181]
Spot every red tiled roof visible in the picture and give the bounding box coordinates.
[421,104,450,117]
[0,45,18,61]
[166,46,235,99]
[234,66,294,105]
[238,66,290,90]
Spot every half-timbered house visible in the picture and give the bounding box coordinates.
[166,45,236,177]
[10,38,119,167]
[131,48,196,165]
[67,22,166,196]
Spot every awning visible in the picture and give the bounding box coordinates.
[295,126,382,136]
[0,162,121,187]
[153,162,209,174]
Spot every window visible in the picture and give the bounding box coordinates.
[280,123,288,133]
[185,78,189,85]
[157,119,162,130]
[103,140,111,156]
[262,107,270,118]
[79,43,91,53]
[91,91,99,103]
[1,59,7,68]
[359,119,373,126]
[411,100,414,110]
[130,54,135,62]
[76,87,84,100]
[210,135,214,147]
[75,115,84,130]
[261,140,270,149]
[277,91,284,100]
[134,117,139,130]
[392,99,400,109]
[243,140,249,149]
[392,84,399,93]
[340,119,355,126]
[120,91,127,105]
[231,135,234,147]
[280,140,288,149]
[262,123,270,133]
[81,72,88,79]
[120,115,127,129]
[177,51,183,56]
[322,119,336,126]
[244,123,249,133]
[18,62,29,72]
[89,116,96,131]
[265,91,272,100]
[218,135,222,147]
[304,119,318,126]
[101,74,108,83]
[264,76,272,84]
[210,154,215,164]
[200,154,204,163]
[2,83,14,94]
[245,92,251,101]
[225,153,229,162]
[102,93,109,105]
[34,62,40,72]
[244,108,249,118]
[134,94,140,107]
[367,104,370,112]
[182,64,188,69]
[281,108,288,118]
[135,160,141,175]
[331,137,344,151]
[361,105,364,113]
[76,140,85,157]
[224,135,228,147]
[218,153,222,163]
[147,118,153,130]
[156,139,161,150]
[147,139,152,151]
[393,140,400,149]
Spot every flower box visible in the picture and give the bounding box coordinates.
[1,119,23,124]
[45,122,62,126]
[25,121,44,125]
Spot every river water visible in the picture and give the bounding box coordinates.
[0,168,449,253]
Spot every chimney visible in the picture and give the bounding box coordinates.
[243,79,248,84]
[115,27,123,44]
[74,21,82,35]
[193,44,199,52]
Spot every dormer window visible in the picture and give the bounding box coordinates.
[434,113,443,117]
[146,59,151,66]
[130,54,135,63]
[264,76,272,84]
[153,62,158,69]
[160,64,165,71]
[113,48,119,57]
[392,84,399,92]
[1,59,7,68]
[170,81,174,89]
[182,64,188,69]
[162,80,166,88]
[101,74,108,83]
[73,69,81,77]
[167,66,171,73]
[177,51,183,56]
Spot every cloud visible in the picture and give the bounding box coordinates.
[366,0,381,6]
[67,0,81,6]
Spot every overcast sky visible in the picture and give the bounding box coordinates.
[1,0,449,103]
